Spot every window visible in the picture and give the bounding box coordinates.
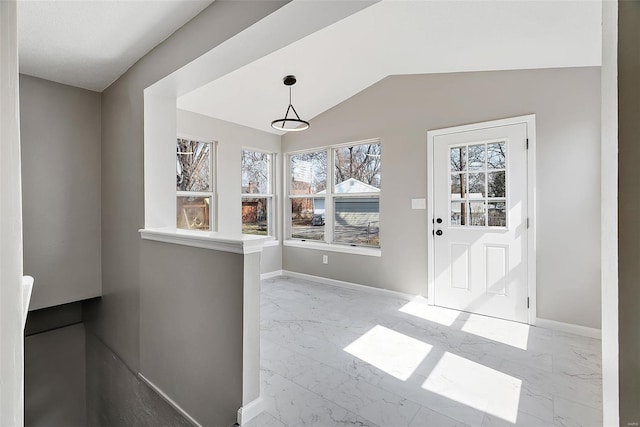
[176,137,215,230]
[287,140,381,248]
[289,151,327,241]
[450,141,506,227]
[242,149,275,236]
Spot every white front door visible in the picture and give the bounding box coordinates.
[432,121,529,323]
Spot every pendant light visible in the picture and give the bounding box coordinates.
[271,75,309,132]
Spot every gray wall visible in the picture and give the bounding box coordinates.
[283,68,602,329]
[25,324,86,427]
[20,74,102,310]
[93,0,288,375]
[177,109,283,273]
[139,241,244,426]
[618,1,640,423]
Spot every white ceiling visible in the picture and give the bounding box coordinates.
[177,0,602,135]
[18,0,213,92]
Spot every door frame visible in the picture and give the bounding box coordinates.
[426,114,537,325]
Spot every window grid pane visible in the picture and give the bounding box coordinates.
[290,197,325,241]
[177,196,211,230]
[450,146,466,172]
[242,150,270,194]
[290,151,327,195]
[242,197,271,236]
[333,196,380,247]
[334,143,381,191]
[177,139,211,192]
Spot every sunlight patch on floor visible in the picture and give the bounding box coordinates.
[422,352,522,423]
[461,313,530,350]
[398,296,459,327]
[344,325,432,381]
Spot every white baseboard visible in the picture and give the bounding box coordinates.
[260,270,283,280]
[281,270,415,301]
[268,271,600,339]
[237,397,264,425]
[138,373,202,427]
[536,318,601,339]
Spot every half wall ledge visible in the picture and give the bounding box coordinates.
[139,227,268,254]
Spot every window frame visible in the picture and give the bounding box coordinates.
[285,138,381,251]
[176,134,217,231]
[241,148,276,239]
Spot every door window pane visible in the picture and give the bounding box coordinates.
[451,174,465,199]
[450,146,466,172]
[488,171,506,198]
[488,201,507,226]
[177,196,211,230]
[468,173,486,198]
[290,151,327,195]
[333,197,379,247]
[290,197,324,241]
[451,201,467,226]
[487,142,506,169]
[176,139,211,192]
[334,143,381,190]
[469,201,486,226]
[468,144,486,171]
[242,197,270,236]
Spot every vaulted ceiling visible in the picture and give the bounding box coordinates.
[176,0,602,134]
[17,0,603,121]
[18,0,213,91]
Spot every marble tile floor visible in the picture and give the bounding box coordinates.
[245,276,602,427]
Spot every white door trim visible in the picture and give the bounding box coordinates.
[427,114,537,325]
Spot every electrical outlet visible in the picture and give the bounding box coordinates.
[322,255,328,264]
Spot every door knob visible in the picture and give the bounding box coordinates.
[436,230,443,236]
[436,218,443,224]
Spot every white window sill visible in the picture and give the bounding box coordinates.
[139,227,269,254]
[262,239,280,248]
[283,239,381,257]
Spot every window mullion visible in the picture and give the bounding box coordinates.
[285,154,291,239]
[211,142,217,231]
[326,147,334,244]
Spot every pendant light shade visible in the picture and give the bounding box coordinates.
[271,75,309,132]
